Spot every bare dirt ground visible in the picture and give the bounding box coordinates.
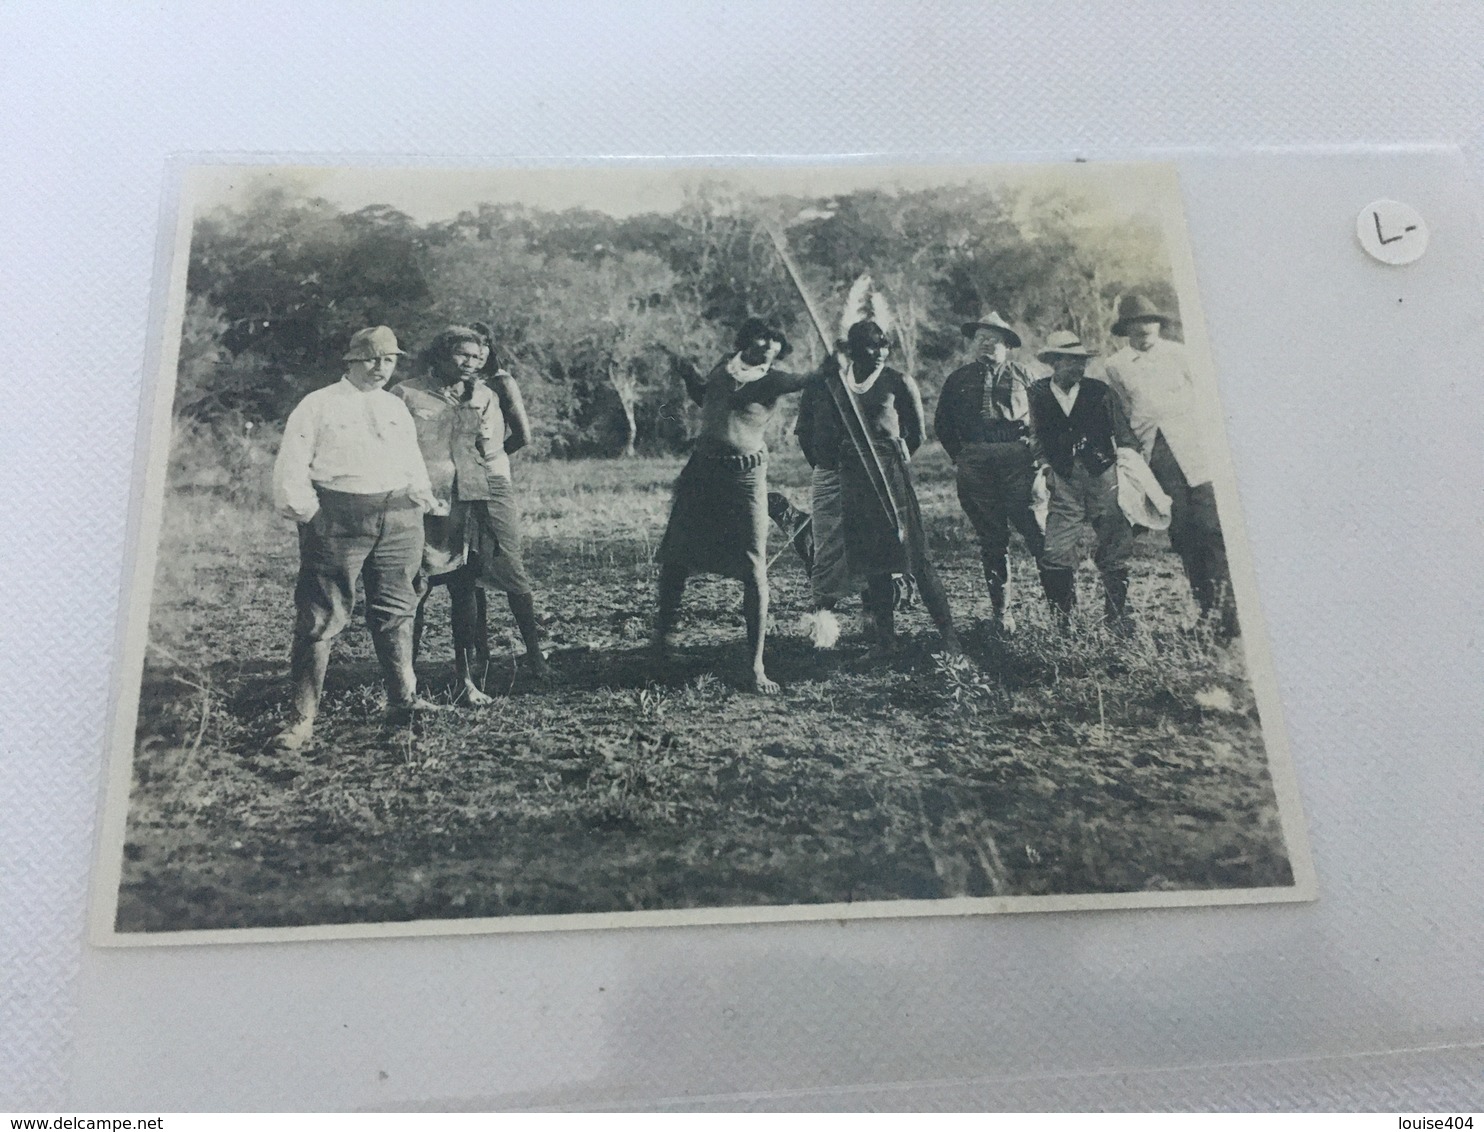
[117,447,1294,932]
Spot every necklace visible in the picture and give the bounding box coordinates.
[841,360,883,395]
[726,352,770,384]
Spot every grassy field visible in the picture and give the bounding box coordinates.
[117,442,1294,933]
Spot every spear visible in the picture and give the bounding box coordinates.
[763,220,961,650]
[762,223,904,543]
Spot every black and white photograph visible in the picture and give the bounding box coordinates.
[91,160,1314,944]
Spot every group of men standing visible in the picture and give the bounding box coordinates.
[264,290,1239,746]
[655,291,1239,692]
[936,293,1237,641]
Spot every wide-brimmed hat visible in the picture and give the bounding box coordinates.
[961,310,1022,348]
[1036,330,1094,360]
[1111,294,1173,337]
[342,325,406,361]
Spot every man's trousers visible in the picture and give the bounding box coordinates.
[1148,433,1239,638]
[292,487,425,705]
[954,440,1046,608]
[1042,464,1133,572]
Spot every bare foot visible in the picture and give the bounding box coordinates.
[750,669,780,694]
[459,681,495,706]
[269,716,314,752]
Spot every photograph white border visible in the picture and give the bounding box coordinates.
[87,158,1318,948]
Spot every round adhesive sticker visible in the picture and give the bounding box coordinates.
[1356,199,1428,265]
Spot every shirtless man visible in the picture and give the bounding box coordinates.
[653,318,806,693]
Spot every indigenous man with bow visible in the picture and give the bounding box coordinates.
[798,278,961,658]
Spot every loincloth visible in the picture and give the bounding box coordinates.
[656,449,768,580]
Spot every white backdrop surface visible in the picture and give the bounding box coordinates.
[2,0,1482,1111]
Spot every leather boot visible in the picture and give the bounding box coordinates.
[507,591,550,677]
[982,552,1017,634]
[1181,548,1216,617]
[271,636,331,751]
[982,553,1008,615]
[374,621,433,724]
[863,577,897,657]
[1041,567,1076,629]
[1101,568,1135,635]
[1215,583,1241,643]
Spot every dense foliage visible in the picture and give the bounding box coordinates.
[181,179,1179,457]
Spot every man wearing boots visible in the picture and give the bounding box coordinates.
[934,311,1046,633]
[1026,331,1140,631]
[269,325,440,752]
[1103,295,1239,640]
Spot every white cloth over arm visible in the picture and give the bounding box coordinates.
[1115,447,1173,530]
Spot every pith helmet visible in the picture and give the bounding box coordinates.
[343,325,406,361]
[1036,330,1094,360]
[1111,295,1173,337]
[961,310,1022,348]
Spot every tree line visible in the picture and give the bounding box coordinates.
[178,178,1179,458]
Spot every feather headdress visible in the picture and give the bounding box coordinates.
[836,273,895,345]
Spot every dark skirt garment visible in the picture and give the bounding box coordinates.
[838,438,914,576]
[656,449,768,580]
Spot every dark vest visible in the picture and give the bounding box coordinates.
[936,360,1032,456]
[1028,378,1120,478]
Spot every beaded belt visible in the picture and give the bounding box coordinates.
[700,448,766,472]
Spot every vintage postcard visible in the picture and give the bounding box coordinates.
[91,160,1315,945]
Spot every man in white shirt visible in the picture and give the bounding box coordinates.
[269,325,439,751]
[1102,295,1238,641]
